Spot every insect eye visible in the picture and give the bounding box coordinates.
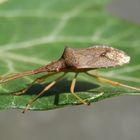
[100,52,107,57]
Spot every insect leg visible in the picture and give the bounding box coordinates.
[70,73,90,105]
[14,72,58,96]
[22,73,66,113]
[86,72,140,91]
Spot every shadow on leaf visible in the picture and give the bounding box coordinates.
[10,79,99,105]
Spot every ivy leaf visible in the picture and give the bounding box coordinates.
[0,0,139,111]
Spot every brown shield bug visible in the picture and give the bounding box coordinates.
[0,45,139,113]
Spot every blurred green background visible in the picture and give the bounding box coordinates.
[0,0,140,140]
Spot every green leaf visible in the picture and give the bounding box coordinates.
[0,0,139,111]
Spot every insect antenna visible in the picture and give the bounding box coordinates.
[0,66,48,83]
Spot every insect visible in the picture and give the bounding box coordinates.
[0,45,140,113]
